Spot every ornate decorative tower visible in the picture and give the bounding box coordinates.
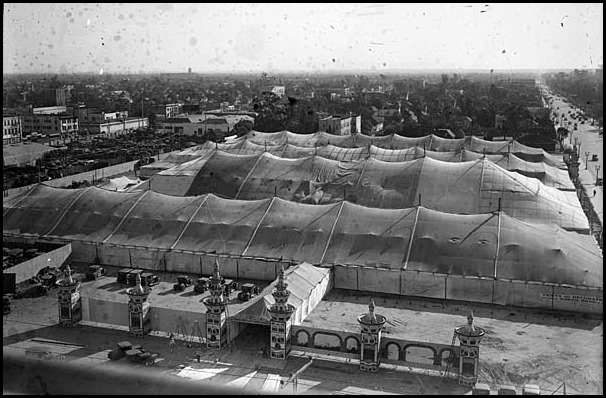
[357,299,386,372]
[57,265,82,326]
[203,259,228,349]
[268,265,295,360]
[454,311,485,386]
[126,273,152,337]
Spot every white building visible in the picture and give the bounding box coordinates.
[319,114,362,136]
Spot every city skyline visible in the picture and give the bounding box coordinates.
[3,3,604,75]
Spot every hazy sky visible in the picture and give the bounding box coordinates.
[3,3,603,74]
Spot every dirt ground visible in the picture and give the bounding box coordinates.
[305,290,603,395]
[4,285,602,395]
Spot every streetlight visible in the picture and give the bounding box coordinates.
[596,165,601,186]
[585,151,590,170]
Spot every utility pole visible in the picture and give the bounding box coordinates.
[585,151,590,170]
[281,357,313,394]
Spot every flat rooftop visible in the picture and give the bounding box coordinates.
[74,263,272,316]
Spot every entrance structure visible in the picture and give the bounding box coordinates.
[203,259,228,348]
[56,265,82,326]
[455,312,485,386]
[126,273,151,337]
[268,265,295,359]
[357,299,386,371]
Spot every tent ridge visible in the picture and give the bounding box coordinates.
[403,206,422,269]
[101,190,149,244]
[241,196,276,256]
[170,195,210,250]
[43,186,93,238]
[319,201,346,264]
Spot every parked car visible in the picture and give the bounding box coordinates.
[194,277,210,293]
[117,268,132,284]
[237,283,260,301]
[86,265,106,281]
[127,269,144,286]
[173,275,192,292]
[223,279,238,296]
[140,272,159,287]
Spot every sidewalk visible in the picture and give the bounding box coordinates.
[578,164,603,226]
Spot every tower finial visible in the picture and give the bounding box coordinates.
[369,299,376,322]
[213,258,221,280]
[467,310,475,332]
[64,264,74,284]
[276,264,287,290]
[134,272,144,294]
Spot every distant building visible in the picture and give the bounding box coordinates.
[3,115,23,145]
[21,113,78,142]
[150,103,183,120]
[32,88,67,108]
[159,114,230,137]
[75,107,146,137]
[259,85,286,98]
[32,106,68,115]
[370,115,384,136]
[319,114,362,136]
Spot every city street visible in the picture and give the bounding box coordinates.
[540,83,603,225]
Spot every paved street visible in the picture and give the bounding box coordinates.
[540,82,603,228]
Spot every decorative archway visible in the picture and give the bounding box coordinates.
[402,344,437,365]
[345,336,360,353]
[386,342,400,360]
[296,330,310,347]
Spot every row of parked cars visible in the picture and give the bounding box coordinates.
[172,275,260,301]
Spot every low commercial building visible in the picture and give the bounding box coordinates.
[75,107,146,138]
[159,115,229,137]
[3,115,22,145]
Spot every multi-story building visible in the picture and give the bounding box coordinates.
[32,88,67,107]
[21,113,78,142]
[3,115,23,145]
[319,114,362,136]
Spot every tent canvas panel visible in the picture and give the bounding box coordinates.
[493,280,554,310]
[333,265,359,290]
[445,276,495,304]
[165,251,203,274]
[551,285,603,314]
[357,267,400,295]
[97,244,130,268]
[400,271,447,299]
[237,258,278,281]
[69,241,99,263]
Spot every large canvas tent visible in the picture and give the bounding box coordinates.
[139,131,566,178]
[3,185,601,313]
[148,152,587,232]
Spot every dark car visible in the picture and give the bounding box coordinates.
[86,265,106,281]
[127,269,144,286]
[140,272,159,287]
[117,268,132,284]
